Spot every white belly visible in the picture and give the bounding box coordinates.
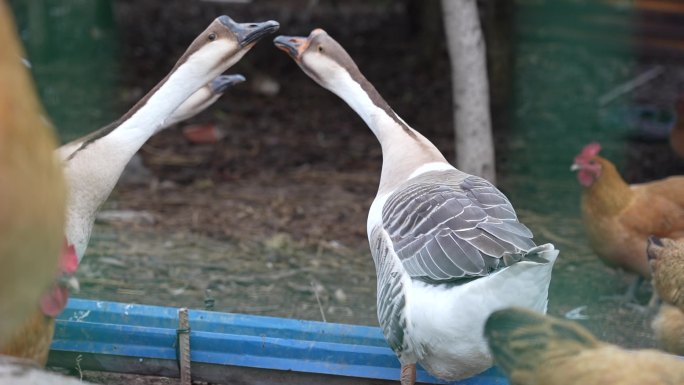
[404,256,557,380]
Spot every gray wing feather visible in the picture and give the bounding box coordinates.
[382,170,537,282]
[478,222,536,250]
[370,226,408,355]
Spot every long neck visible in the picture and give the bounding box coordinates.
[326,71,448,195]
[582,160,633,217]
[63,58,210,260]
[110,61,209,147]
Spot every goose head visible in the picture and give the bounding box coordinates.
[211,73,247,93]
[177,15,279,79]
[274,29,360,93]
[159,73,246,130]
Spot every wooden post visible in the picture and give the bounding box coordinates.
[441,0,496,183]
[178,308,191,385]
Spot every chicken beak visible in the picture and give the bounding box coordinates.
[570,163,580,172]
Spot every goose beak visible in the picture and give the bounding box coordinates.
[274,35,308,60]
[219,16,280,47]
[210,74,246,94]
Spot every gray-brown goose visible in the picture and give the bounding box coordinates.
[64,16,278,261]
[275,29,558,384]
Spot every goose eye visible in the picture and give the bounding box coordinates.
[318,45,324,53]
[208,33,217,41]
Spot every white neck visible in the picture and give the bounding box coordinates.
[161,88,218,130]
[63,51,231,260]
[325,72,448,194]
[110,60,210,147]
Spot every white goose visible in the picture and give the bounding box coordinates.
[57,74,246,161]
[64,16,278,261]
[275,29,559,384]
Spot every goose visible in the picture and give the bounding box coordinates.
[0,0,67,346]
[57,73,246,161]
[64,16,278,261]
[274,29,559,384]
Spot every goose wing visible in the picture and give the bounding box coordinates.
[381,170,536,281]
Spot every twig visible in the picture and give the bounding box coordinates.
[311,282,327,323]
[198,267,327,284]
[75,354,83,381]
[116,288,146,296]
[599,66,664,106]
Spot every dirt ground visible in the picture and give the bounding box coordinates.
[43,0,684,384]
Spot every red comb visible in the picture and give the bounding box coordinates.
[579,142,601,158]
[60,241,78,274]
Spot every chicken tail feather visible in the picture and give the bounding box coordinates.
[484,307,598,377]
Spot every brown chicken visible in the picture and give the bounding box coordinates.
[648,236,684,355]
[1,242,78,365]
[485,307,684,385]
[0,0,67,347]
[572,142,684,301]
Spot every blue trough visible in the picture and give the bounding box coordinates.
[48,298,508,385]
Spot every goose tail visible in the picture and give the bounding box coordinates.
[526,243,559,264]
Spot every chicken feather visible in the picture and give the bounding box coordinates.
[573,143,684,299]
[648,237,684,355]
[485,307,684,385]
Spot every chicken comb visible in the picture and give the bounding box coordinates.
[60,241,78,274]
[576,142,602,162]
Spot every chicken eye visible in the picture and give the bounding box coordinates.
[208,32,217,41]
[318,45,324,53]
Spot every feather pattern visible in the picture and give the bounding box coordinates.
[382,170,537,282]
[272,28,559,381]
[370,226,409,356]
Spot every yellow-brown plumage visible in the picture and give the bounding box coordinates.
[485,307,684,385]
[576,154,684,279]
[648,237,684,355]
[652,304,684,355]
[0,312,55,366]
[0,0,66,348]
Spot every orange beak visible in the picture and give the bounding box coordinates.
[274,35,309,60]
